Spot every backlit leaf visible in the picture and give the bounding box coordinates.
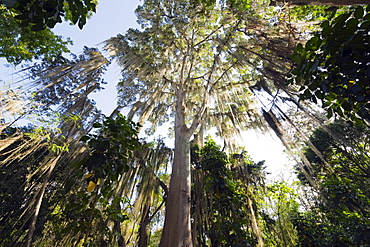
[87,181,96,192]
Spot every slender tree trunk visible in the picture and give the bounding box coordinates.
[113,179,127,247]
[25,155,61,247]
[160,87,193,247]
[113,219,125,247]
[247,196,264,247]
[138,202,151,247]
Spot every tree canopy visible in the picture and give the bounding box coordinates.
[290,5,370,124]
[0,0,97,65]
[0,0,97,30]
[0,5,72,65]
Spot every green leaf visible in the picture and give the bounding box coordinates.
[354,6,364,19]
[333,13,351,32]
[31,22,45,31]
[321,20,330,28]
[322,101,331,108]
[360,20,370,29]
[346,18,359,28]
[356,95,365,102]
[296,43,304,53]
[305,36,321,51]
[326,92,338,101]
[350,84,362,94]
[342,101,352,111]
[327,108,333,119]
[93,122,102,128]
[365,11,370,21]
[303,89,312,99]
[78,17,87,29]
[80,135,90,142]
[316,91,324,99]
[61,224,75,234]
[322,26,332,37]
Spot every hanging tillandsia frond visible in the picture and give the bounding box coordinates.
[42,117,173,247]
[217,4,359,193]
[0,46,111,246]
[0,89,30,124]
[22,47,108,116]
[121,140,172,246]
[0,102,104,246]
[0,47,108,137]
[13,114,139,246]
[0,123,88,246]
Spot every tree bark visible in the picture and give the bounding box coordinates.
[113,216,125,247]
[247,196,264,247]
[275,0,369,5]
[160,87,193,247]
[138,202,151,247]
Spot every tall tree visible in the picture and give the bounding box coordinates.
[262,181,299,246]
[105,0,290,244]
[1,1,341,245]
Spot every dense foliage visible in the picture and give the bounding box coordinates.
[53,115,140,246]
[192,141,263,246]
[191,141,301,247]
[0,0,97,30]
[290,5,370,123]
[0,5,71,65]
[0,115,141,245]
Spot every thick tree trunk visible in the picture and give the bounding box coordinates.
[160,131,192,247]
[160,87,193,247]
[275,0,369,5]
